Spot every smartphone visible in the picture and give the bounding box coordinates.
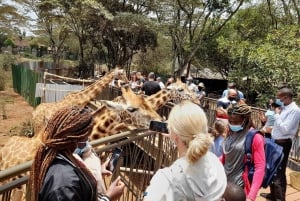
[149,120,169,134]
[107,147,122,172]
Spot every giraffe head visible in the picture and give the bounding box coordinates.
[90,85,162,140]
[145,79,200,110]
[167,79,200,104]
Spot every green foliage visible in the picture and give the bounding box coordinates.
[3,38,14,47]
[218,23,300,106]
[134,33,172,75]
[0,68,6,90]
[0,53,16,71]
[0,53,16,90]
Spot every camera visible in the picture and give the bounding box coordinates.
[149,120,169,134]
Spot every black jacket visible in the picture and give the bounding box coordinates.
[38,154,97,201]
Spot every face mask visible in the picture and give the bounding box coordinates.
[228,97,236,101]
[229,120,245,132]
[229,124,243,132]
[275,99,284,107]
[74,141,89,155]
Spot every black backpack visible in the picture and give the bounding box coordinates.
[244,129,284,188]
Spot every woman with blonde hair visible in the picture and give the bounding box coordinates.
[144,101,227,201]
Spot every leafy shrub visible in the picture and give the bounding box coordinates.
[0,53,16,90]
[0,68,5,90]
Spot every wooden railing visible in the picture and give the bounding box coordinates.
[0,129,177,201]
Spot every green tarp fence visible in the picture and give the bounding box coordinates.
[11,64,42,107]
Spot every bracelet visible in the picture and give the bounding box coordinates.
[100,194,111,201]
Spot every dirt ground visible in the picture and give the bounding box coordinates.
[0,89,34,146]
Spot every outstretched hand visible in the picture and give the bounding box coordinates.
[106,176,125,201]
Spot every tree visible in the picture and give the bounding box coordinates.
[95,0,158,74]
[216,2,300,105]
[149,0,244,78]
[4,38,15,47]
[0,3,27,36]
[20,0,69,72]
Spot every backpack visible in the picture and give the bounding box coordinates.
[244,129,284,188]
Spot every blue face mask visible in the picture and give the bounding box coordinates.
[229,124,243,132]
[275,99,284,107]
[74,141,89,155]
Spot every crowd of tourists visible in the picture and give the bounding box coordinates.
[28,71,300,201]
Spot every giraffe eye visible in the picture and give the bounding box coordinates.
[127,107,138,112]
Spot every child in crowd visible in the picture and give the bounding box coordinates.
[210,120,227,157]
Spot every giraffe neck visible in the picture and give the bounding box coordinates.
[91,105,128,140]
[146,89,172,111]
[62,71,115,106]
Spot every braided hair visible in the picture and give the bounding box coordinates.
[28,106,96,201]
[227,103,254,130]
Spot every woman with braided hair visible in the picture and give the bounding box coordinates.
[220,103,265,201]
[28,106,124,201]
[144,101,227,201]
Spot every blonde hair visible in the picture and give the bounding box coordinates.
[168,101,212,163]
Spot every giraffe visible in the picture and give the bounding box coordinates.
[90,85,163,140]
[32,68,128,132]
[0,85,162,170]
[1,79,198,171]
[145,79,200,111]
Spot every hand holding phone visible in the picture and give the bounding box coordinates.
[149,120,169,134]
[107,148,122,172]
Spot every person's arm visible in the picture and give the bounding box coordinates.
[247,134,265,201]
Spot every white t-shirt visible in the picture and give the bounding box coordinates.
[144,152,227,201]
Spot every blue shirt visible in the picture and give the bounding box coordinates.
[272,102,300,140]
[210,136,224,157]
